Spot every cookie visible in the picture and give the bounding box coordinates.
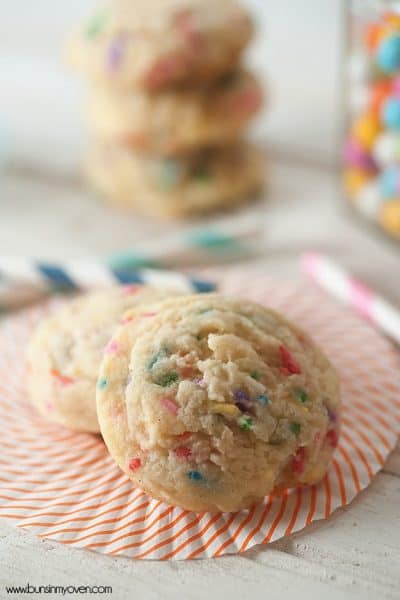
[97,294,341,513]
[27,286,177,433]
[87,143,265,218]
[88,70,263,155]
[69,1,253,91]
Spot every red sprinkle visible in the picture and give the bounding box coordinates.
[174,446,192,459]
[291,447,306,476]
[140,312,158,318]
[121,314,134,325]
[326,429,339,448]
[129,458,141,471]
[279,346,302,376]
[160,397,179,415]
[51,369,75,386]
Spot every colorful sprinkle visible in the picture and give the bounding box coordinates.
[97,378,108,390]
[51,369,75,386]
[159,159,185,189]
[192,164,212,182]
[291,447,306,475]
[86,10,108,39]
[209,402,240,417]
[107,36,126,71]
[155,372,179,387]
[326,429,339,448]
[290,422,301,436]
[294,388,309,404]
[123,284,142,295]
[279,346,302,376]
[105,340,121,355]
[327,408,337,423]
[147,347,169,371]
[129,458,141,471]
[160,397,179,415]
[257,394,270,405]
[234,389,252,413]
[174,446,192,459]
[250,370,260,380]
[238,415,253,431]
[188,470,204,482]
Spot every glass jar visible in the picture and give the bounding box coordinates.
[344,1,400,242]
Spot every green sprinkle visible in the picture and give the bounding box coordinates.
[159,159,185,189]
[257,394,270,405]
[198,307,212,315]
[147,347,169,371]
[86,9,109,39]
[238,416,253,431]
[155,372,179,387]
[192,164,212,182]
[97,378,108,390]
[290,422,301,436]
[195,334,203,341]
[294,388,309,404]
[188,470,204,482]
[250,371,260,381]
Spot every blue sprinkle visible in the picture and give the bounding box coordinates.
[188,470,204,482]
[257,394,270,405]
[97,378,108,390]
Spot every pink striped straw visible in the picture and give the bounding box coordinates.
[301,252,400,346]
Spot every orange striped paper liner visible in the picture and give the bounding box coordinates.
[0,272,399,560]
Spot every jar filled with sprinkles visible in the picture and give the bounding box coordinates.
[344,0,400,242]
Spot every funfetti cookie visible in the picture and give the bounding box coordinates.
[88,70,263,155]
[69,0,253,91]
[27,286,179,433]
[87,142,265,218]
[97,294,341,513]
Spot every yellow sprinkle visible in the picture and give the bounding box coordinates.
[209,403,241,417]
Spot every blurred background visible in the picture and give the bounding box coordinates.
[1,0,344,172]
[1,0,399,301]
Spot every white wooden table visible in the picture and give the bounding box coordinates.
[1,160,399,599]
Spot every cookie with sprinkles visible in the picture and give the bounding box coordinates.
[88,69,263,155]
[68,0,254,91]
[97,294,341,512]
[27,286,179,433]
[87,142,265,218]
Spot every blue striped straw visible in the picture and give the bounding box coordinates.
[0,258,215,311]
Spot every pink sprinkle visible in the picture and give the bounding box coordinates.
[129,457,141,471]
[174,446,192,459]
[105,340,121,355]
[46,401,55,413]
[160,397,179,415]
[140,312,157,318]
[123,284,142,295]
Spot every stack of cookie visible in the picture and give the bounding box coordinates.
[70,0,265,218]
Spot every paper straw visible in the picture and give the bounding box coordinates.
[301,252,400,346]
[0,258,215,309]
